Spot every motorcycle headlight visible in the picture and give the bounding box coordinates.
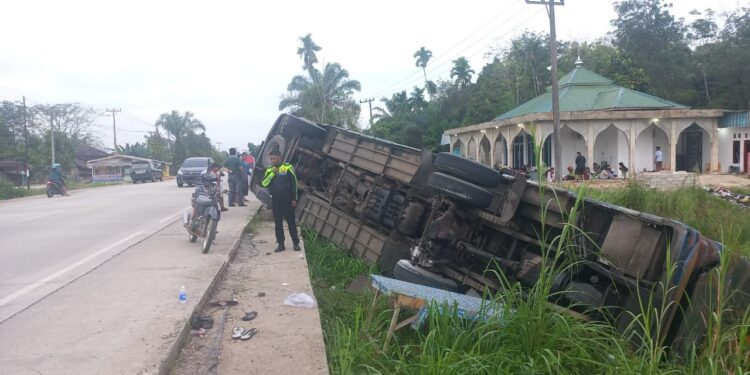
[178,170,183,175]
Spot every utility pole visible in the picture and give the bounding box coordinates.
[50,110,56,165]
[526,0,563,182]
[22,96,30,189]
[360,98,374,127]
[106,108,122,154]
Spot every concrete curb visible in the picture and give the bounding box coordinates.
[159,205,260,375]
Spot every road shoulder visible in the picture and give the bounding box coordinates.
[171,214,329,375]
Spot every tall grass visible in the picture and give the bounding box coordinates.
[303,152,749,374]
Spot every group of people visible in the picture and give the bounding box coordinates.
[221,148,255,208]
[222,147,301,253]
[540,152,630,182]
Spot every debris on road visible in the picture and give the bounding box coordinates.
[705,186,750,207]
[283,293,316,309]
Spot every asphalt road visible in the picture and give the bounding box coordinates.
[0,180,195,322]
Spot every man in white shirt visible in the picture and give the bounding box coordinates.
[654,146,663,171]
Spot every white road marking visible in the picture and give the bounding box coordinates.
[158,210,185,224]
[0,230,144,306]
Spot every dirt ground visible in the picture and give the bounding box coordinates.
[171,214,329,375]
[698,173,750,189]
[554,173,750,190]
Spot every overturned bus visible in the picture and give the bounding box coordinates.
[250,113,750,354]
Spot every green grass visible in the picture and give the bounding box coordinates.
[303,183,750,375]
[244,211,263,233]
[0,182,44,200]
[0,180,122,200]
[588,182,750,255]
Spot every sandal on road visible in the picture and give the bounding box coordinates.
[240,328,258,341]
[232,326,245,339]
[208,299,239,308]
[241,311,257,321]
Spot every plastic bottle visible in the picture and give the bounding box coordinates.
[179,285,187,303]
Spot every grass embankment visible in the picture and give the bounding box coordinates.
[304,183,750,374]
[0,181,123,200]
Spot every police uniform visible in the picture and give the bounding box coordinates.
[261,162,300,249]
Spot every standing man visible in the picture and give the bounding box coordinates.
[574,152,586,180]
[654,146,663,171]
[223,148,245,207]
[240,152,250,202]
[262,149,300,252]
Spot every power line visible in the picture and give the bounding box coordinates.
[367,2,532,99]
[379,7,545,98]
[368,3,524,99]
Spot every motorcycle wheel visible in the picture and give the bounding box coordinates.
[47,188,53,198]
[202,218,218,254]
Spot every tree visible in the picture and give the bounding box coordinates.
[279,62,362,130]
[698,7,750,109]
[247,142,260,156]
[612,0,695,104]
[408,87,427,111]
[297,33,322,71]
[414,47,437,97]
[117,142,148,158]
[450,57,475,88]
[155,110,206,166]
[0,101,26,160]
[144,128,169,162]
[31,103,98,144]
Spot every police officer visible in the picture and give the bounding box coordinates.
[261,149,300,252]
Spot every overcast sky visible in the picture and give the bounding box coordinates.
[1,0,746,152]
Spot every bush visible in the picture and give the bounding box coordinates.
[0,182,27,200]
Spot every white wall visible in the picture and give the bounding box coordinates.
[635,125,668,172]
[593,125,629,168]
[494,138,507,165]
[719,127,750,172]
[718,128,733,172]
[467,139,477,160]
[559,125,587,168]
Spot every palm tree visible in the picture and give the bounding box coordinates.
[450,57,475,88]
[413,47,436,98]
[381,91,411,114]
[297,33,327,121]
[156,110,206,166]
[408,87,427,111]
[279,63,362,130]
[297,33,322,71]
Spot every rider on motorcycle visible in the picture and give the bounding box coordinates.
[49,163,68,196]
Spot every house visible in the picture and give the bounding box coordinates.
[718,111,750,173]
[443,59,746,175]
[0,160,26,186]
[73,144,110,181]
[86,155,170,182]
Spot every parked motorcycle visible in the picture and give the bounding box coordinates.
[183,175,221,253]
[46,180,65,198]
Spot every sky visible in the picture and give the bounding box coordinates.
[1,0,747,152]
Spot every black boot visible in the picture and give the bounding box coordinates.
[274,244,286,252]
[293,243,301,251]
